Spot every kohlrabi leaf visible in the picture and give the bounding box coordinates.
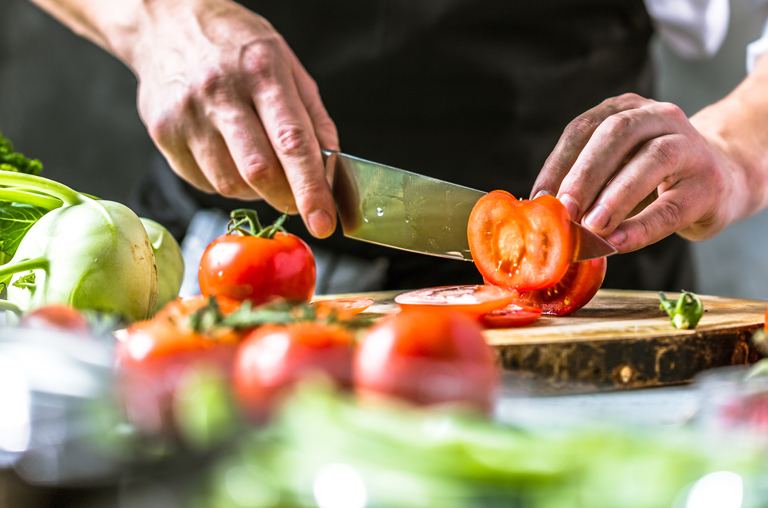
[0,203,47,258]
[0,129,43,176]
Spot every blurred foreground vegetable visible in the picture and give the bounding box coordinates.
[196,384,768,508]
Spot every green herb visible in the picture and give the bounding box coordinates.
[227,208,287,238]
[0,129,43,175]
[659,290,703,330]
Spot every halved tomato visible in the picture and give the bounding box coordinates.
[394,285,516,319]
[468,190,574,292]
[481,304,542,328]
[309,297,374,320]
[510,257,607,316]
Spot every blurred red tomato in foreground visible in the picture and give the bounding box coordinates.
[354,309,499,413]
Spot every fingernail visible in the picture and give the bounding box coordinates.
[308,208,333,238]
[606,229,626,247]
[533,189,552,200]
[584,205,611,231]
[559,195,579,220]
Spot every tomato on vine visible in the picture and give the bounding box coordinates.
[199,209,316,306]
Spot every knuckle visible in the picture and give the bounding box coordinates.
[211,176,249,198]
[646,137,682,169]
[240,158,276,186]
[655,101,686,122]
[197,68,236,102]
[243,38,284,82]
[292,178,328,204]
[564,115,597,140]
[654,200,685,229]
[274,124,313,158]
[602,112,635,136]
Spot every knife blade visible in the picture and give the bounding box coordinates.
[323,150,617,262]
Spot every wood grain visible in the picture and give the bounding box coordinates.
[314,289,767,392]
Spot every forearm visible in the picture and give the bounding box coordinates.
[691,53,768,225]
[26,0,204,71]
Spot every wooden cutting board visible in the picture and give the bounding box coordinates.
[315,289,766,393]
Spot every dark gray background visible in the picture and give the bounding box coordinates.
[1,0,767,298]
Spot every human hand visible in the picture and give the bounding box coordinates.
[530,93,740,253]
[128,0,338,237]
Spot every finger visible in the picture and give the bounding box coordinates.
[531,93,652,199]
[213,104,299,211]
[580,134,690,234]
[603,181,707,253]
[187,128,261,200]
[556,101,687,221]
[250,51,336,238]
[156,143,216,194]
[293,56,339,152]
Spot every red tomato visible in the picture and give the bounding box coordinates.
[199,232,316,306]
[233,323,354,422]
[310,297,374,320]
[116,318,240,436]
[354,309,498,413]
[481,304,542,328]
[468,190,574,292]
[509,257,607,316]
[19,304,90,334]
[394,285,516,319]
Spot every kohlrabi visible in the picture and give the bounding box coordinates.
[0,172,158,322]
[141,218,184,310]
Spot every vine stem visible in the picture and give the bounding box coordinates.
[0,299,22,316]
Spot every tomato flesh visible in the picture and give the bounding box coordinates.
[394,285,516,319]
[481,304,542,328]
[510,257,607,316]
[354,309,498,413]
[199,232,316,306]
[310,297,374,319]
[468,191,574,292]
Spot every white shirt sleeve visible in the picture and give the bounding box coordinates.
[644,0,730,59]
[747,17,768,72]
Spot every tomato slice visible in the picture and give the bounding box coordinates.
[510,257,607,316]
[309,297,374,319]
[394,285,516,319]
[468,190,574,292]
[481,304,542,328]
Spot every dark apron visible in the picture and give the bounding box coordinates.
[131,0,697,292]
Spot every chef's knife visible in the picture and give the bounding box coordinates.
[323,150,617,262]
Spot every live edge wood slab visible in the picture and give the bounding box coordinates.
[314,289,766,393]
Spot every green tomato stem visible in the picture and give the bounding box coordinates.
[0,256,49,281]
[0,188,63,211]
[0,172,85,206]
[0,299,22,316]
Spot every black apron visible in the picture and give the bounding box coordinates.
[131,0,697,293]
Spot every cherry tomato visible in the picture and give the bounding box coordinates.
[19,304,90,334]
[233,323,354,422]
[509,257,607,316]
[394,285,516,319]
[310,297,374,320]
[481,304,542,328]
[354,309,498,413]
[468,190,574,292]
[155,295,240,321]
[199,232,316,306]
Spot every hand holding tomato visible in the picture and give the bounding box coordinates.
[199,209,316,306]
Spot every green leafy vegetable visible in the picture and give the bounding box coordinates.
[141,218,183,311]
[659,290,703,330]
[0,172,158,322]
[0,129,43,175]
[0,203,47,258]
